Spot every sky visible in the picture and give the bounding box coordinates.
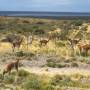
[0,0,90,12]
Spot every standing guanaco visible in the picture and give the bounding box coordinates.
[78,44,90,56]
[1,34,24,52]
[40,39,49,46]
[68,38,81,46]
[67,38,81,55]
[12,38,23,52]
[3,59,20,76]
[67,38,81,50]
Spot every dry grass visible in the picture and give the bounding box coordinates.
[0,17,90,89]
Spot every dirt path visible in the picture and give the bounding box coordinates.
[21,66,90,77]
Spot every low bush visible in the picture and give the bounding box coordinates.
[18,69,29,77]
[3,75,15,84]
[57,64,67,68]
[21,74,41,90]
[46,62,56,68]
[15,51,25,57]
[15,51,35,58]
[71,62,79,67]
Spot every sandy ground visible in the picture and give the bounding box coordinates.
[21,66,90,77]
[0,53,90,90]
[0,53,90,77]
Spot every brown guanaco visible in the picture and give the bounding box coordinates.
[68,38,81,46]
[1,34,24,52]
[40,39,49,46]
[3,59,20,76]
[12,38,23,52]
[67,38,81,50]
[78,44,90,56]
[67,38,81,56]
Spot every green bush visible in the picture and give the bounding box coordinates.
[42,85,55,90]
[0,74,3,80]
[71,20,83,26]
[55,41,65,47]
[15,51,35,57]
[46,62,56,68]
[51,74,74,87]
[51,75,63,86]
[22,75,41,90]
[16,51,25,57]
[71,62,79,67]
[25,52,35,57]
[57,64,66,68]
[4,75,15,84]
[46,59,53,62]
[18,69,29,77]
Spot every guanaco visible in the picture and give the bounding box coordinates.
[12,38,23,52]
[67,38,81,50]
[3,59,20,76]
[67,38,81,56]
[40,39,49,46]
[78,44,90,56]
[68,38,81,45]
[1,34,24,52]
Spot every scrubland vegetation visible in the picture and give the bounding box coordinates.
[0,70,90,90]
[0,16,90,90]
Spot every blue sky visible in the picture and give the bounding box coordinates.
[0,0,90,12]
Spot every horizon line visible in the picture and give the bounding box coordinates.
[0,11,90,13]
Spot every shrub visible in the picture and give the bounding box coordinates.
[15,51,35,57]
[46,59,53,62]
[16,51,25,57]
[72,20,83,26]
[51,75,64,86]
[43,85,55,90]
[71,62,79,67]
[46,62,56,68]
[22,20,30,24]
[25,52,35,57]
[34,29,45,35]
[71,74,83,81]
[0,74,3,80]
[57,64,66,68]
[22,74,41,90]
[18,69,29,77]
[3,75,15,84]
[55,41,65,47]
[36,21,45,25]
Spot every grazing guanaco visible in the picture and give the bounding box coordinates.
[1,34,24,52]
[78,44,90,56]
[40,39,49,46]
[68,38,81,46]
[3,59,20,76]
